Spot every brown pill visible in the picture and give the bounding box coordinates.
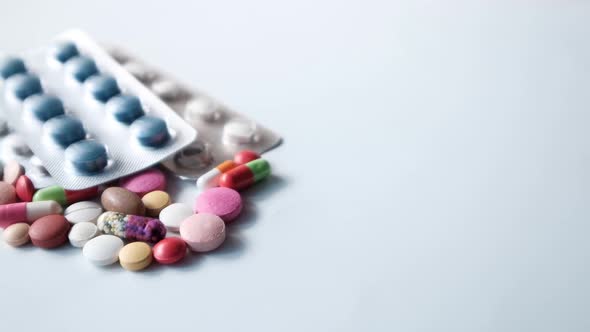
[0,181,17,205]
[101,187,145,215]
[3,223,30,247]
[29,215,70,249]
[3,160,24,186]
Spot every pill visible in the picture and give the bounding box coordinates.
[130,116,170,147]
[64,201,103,224]
[194,187,242,222]
[44,115,86,147]
[65,140,108,173]
[123,62,156,83]
[3,222,30,246]
[105,94,145,124]
[0,181,17,205]
[3,134,32,156]
[141,190,171,217]
[152,237,187,264]
[83,235,124,266]
[219,159,271,191]
[159,203,193,232]
[100,187,145,215]
[119,168,166,197]
[196,160,238,191]
[51,41,79,63]
[23,94,65,122]
[33,185,98,206]
[151,80,182,101]
[97,211,166,243]
[223,120,257,145]
[15,175,35,202]
[0,201,62,229]
[0,57,27,79]
[29,214,70,249]
[180,213,226,252]
[184,98,221,123]
[7,73,43,100]
[68,221,99,247]
[65,55,98,82]
[86,74,120,102]
[119,242,153,271]
[234,150,261,165]
[3,160,24,186]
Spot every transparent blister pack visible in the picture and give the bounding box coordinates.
[106,47,282,179]
[0,30,196,189]
[0,122,55,188]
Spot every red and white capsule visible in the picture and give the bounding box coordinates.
[0,201,63,229]
[196,160,238,191]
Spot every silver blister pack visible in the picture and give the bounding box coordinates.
[0,30,196,189]
[107,47,282,179]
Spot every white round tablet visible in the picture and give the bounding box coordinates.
[222,120,258,145]
[64,201,103,224]
[184,98,221,123]
[82,235,124,266]
[68,222,99,248]
[159,203,193,233]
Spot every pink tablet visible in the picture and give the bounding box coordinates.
[119,168,166,197]
[194,187,242,222]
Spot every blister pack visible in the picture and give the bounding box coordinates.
[106,47,282,179]
[0,30,196,190]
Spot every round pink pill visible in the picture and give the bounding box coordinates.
[180,213,226,252]
[194,187,242,222]
[119,168,166,197]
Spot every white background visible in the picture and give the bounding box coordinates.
[1,1,589,331]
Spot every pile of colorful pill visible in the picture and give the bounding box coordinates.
[0,149,271,271]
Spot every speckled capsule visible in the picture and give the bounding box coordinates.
[97,211,166,243]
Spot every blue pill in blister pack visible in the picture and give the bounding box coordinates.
[0,57,27,79]
[51,42,79,63]
[86,74,120,102]
[44,114,86,147]
[7,73,43,100]
[23,94,65,121]
[65,139,108,173]
[65,56,98,82]
[106,94,145,124]
[130,116,170,147]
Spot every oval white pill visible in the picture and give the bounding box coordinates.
[83,235,124,266]
[68,222,99,248]
[159,203,193,232]
[64,201,103,224]
[184,98,221,123]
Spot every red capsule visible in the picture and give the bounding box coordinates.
[219,165,255,191]
[153,237,187,264]
[65,186,99,203]
[233,150,260,165]
[15,175,35,202]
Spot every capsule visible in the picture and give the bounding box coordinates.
[0,201,62,229]
[97,211,167,243]
[196,160,238,190]
[33,185,99,206]
[219,159,271,191]
[234,150,260,165]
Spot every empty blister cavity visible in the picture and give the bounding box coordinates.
[123,62,156,83]
[65,55,98,82]
[0,57,27,79]
[51,42,79,63]
[3,134,32,157]
[65,139,108,173]
[151,80,183,101]
[7,73,43,100]
[173,140,213,170]
[23,94,65,122]
[44,115,86,147]
[130,116,170,147]
[106,94,144,124]
[85,74,120,102]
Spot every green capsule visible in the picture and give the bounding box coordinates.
[246,159,271,182]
